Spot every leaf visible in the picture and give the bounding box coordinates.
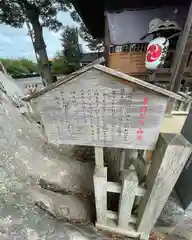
[0,58,37,78]
[79,22,104,51]
[61,26,82,73]
[41,18,63,31]
[70,10,81,23]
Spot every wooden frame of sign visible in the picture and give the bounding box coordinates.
[24,62,183,151]
[24,60,188,239]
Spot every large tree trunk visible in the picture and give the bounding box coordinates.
[24,3,52,86]
[31,19,53,86]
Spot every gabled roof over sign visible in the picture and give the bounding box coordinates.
[94,65,184,101]
[23,57,105,101]
[23,58,184,102]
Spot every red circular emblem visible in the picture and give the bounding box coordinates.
[146,44,162,63]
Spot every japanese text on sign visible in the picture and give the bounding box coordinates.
[137,97,150,140]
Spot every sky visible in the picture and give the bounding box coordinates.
[0,11,89,61]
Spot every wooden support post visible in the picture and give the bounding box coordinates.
[95,146,104,167]
[170,1,192,93]
[118,168,138,229]
[188,52,192,76]
[124,149,138,170]
[119,149,126,171]
[93,166,107,224]
[167,1,192,114]
[137,133,192,238]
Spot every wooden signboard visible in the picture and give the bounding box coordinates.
[108,52,147,75]
[36,68,168,150]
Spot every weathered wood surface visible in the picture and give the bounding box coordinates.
[170,1,192,93]
[175,106,192,210]
[94,65,184,101]
[93,167,107,225]
[104,148,145,182]
[37,68,168,150]
[95,146,104,167]
[96,219,140,238]
[106,181,145,197]
[107,210,137,224]
[166,2,192,113]
[137,133,192,238]
[104,148,123,182]
[119,149,126,171]
[23,57,105,101]
[118,169,138,229]
[108,52,147,75]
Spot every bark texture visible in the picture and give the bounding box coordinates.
[24,2,53,85]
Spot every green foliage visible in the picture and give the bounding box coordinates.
[69,8,104,51]
[51,52,69,75]
[61,26,82,73]
[0,58,37,78]
[79,23,104,51]
[0,0,72,31]
[0,0,74,84]
[19,58,37,73]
